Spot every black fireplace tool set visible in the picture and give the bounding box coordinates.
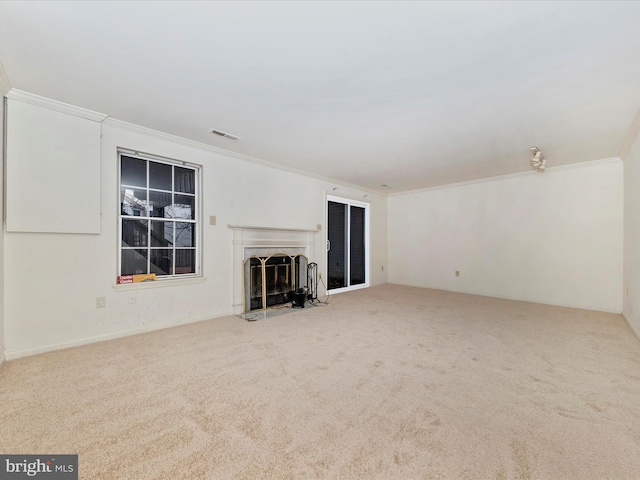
[287,262,318,308]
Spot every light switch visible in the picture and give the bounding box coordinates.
[209,215,216,226]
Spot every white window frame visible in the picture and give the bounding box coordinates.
[117,149,202,281]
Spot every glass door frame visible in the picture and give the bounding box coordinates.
[325,194,370,295]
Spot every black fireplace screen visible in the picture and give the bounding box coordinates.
[243,254,308,312]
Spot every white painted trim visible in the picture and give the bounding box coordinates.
[326,194,371,293]
[4,311,231,360]
[619,108,640,161]
[388,157,622,197]
[0,58,11,95]
[327,282,369,295]
[5,89,108,122]
[104,117,383,196]
[326,194,370,209]
[112,275,207,292]
[116,149,203,280]
[622,312,640,343]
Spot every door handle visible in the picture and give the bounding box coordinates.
[326,239,331,252]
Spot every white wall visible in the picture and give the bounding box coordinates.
[3,106,387,359]
[623,122,640,339]
[388,159,623,313]
[0,95,6,366]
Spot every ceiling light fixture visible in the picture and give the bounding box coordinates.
[209,128,240,141]
[530,146,546,172]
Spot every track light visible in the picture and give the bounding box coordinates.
[530,146,546,172]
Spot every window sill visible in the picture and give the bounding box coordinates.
[112,276,206,291]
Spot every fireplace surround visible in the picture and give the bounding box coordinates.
[228,225,317,314]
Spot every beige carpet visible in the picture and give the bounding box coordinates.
[1,284,640,479]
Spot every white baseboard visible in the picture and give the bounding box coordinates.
[5,311,233,360]
[388,282,623,314]
[622,311,640,343]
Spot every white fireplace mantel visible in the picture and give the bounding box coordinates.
[228,225,318,314]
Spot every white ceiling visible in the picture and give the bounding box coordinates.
[1,1,640,193]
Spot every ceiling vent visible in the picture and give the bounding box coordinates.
[209,128,240,141]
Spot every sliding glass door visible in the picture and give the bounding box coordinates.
[327,195,369,293]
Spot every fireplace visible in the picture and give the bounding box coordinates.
[228,225,317,314]
[244,254,308,311]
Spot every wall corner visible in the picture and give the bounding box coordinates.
[0,58,11,96]
[619,108,640,161]
[622,311,640,343]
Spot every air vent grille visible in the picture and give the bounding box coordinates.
[209,129,240,141]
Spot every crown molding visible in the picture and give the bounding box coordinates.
[103,117,384,197]
[2,88,382,197]
[5,89,107,122]
[0,59,11,95]
[2,67,367,200]
[388,157,622,197]
[619,108,640,161]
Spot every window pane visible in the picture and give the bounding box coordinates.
[121,188,148,217]
[122,219,148,247]
[120,153,199,278]
[327,201,347,290]
[174,222,195,247]
[149,162,172,191]
[350,206,366,285]
[174,194,195,219]
[175,249,196,274]
[150,220,173,247]
[150,249,173,276]
[175,167,195,194]
[149,191,172,218]
[121,248,148,275]
[121,156,146,187]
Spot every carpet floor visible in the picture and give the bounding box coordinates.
[1,284,640,479]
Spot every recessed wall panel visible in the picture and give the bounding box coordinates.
[6,99,101,233]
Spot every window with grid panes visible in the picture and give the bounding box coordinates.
[119,151,199,278]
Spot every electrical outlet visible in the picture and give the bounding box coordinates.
[317,224,322,231]
[455,271,460,277]
[96,296,106,308]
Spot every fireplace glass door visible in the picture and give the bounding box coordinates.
[243,254,308,312]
